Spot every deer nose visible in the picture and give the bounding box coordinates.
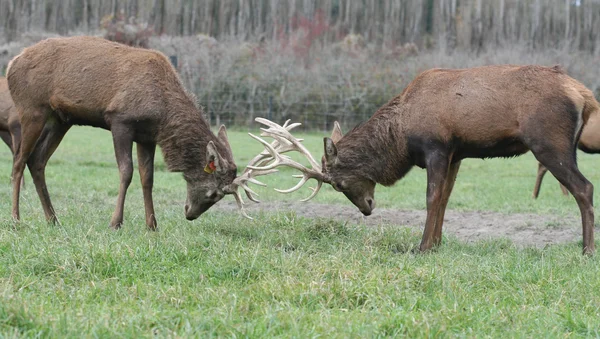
[366,198,375,210]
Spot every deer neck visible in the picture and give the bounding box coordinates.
[339,114,411,186]
[156,103,217,173]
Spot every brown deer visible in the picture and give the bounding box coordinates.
[246,65,599,255]
[0,77,23,186]
[6,36,259,229]
[0,77,20,157]
[532,112,600,198]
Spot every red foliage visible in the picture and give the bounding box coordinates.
[101,13,154,48]
[276,9,330,61]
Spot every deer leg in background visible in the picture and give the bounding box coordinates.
[532,162,548,199]
[419,151,451,252]
[0,130,14,185]
[12,109,48,221]
[559,183,569,196]
[136,142,157,231]
[533,162,570,198]
[109,124,134,229]
[26,119,70,224]
[532,147,594,255]
[0,130,12,150]
[433,160,461,247]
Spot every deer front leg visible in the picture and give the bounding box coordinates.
[433,160,461,247]
[419,152,450,252]
[110,125,134,229]
[137,142,157,231]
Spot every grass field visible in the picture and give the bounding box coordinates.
[0,126,599,337]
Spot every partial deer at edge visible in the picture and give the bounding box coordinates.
[246,65,599,255]
[6,36,259,229]
[533,112,600,198]
[0,77,23,187]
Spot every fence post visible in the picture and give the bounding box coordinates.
[169,55,178,69]
[268,96,273,121]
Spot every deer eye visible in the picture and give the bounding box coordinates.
[333,182,344,192]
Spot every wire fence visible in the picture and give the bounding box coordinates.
[201,90,383,132]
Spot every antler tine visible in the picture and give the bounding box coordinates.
[232,190,253,220]
[255,119,321,170]
[301,181,323,202]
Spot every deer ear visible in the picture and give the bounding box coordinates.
[217,124,232,152]
[324,137,338,166]
[331,121,343,143]
[205,141,227,174]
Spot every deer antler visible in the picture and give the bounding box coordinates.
[225,119,308,219]
[246,117,327,202]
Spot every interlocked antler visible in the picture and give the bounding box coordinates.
[249,118,326,202]
[226,118,327,219]
[226,119,303,219]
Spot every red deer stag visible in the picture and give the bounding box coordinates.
[0,77,23,186]
[532,112,600,198]
[6,36,259,229]
[246,65,599,255]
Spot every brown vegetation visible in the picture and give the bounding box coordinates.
[6,36,240,229]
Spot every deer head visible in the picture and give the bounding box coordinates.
[184,125,237,220]
[322,123,376,215]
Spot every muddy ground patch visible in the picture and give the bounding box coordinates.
[215,201,588,248]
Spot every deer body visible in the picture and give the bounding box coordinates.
[321,65,598,254]
[7,36,239,229]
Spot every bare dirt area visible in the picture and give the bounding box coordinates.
[215,201,587,248]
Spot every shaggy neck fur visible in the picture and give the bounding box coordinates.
[336,102,412,186]
[156,96,226,174]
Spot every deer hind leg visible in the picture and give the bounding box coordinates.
[419,150,451,252]
[433,160,461,247]
[137,142,157,231]
[26,118,70,224]
[12,108,48,221]
[532,146,594,255]
[109,124,134,229]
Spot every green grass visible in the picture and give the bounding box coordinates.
[0,127,599,337]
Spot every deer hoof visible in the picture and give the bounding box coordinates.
[109,222,122,230]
